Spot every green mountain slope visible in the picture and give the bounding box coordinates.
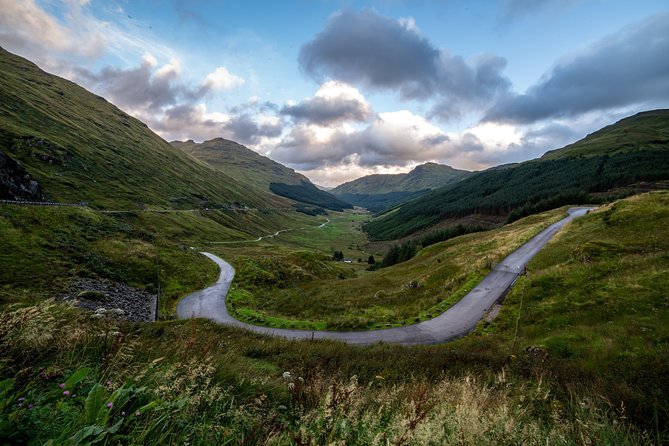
[0,47,272,209]
[172,138,308,189]
[331,162,471,211]
[364,110,669,240]
[542,109,669,160]
[172,138,352,212]
[334,162,470,195]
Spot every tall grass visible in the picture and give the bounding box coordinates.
[0,300,653,445]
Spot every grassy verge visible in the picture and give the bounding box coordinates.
[476,191,669,435]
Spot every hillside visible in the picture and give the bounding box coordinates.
[364,110,669,240]
[173,138,352,212]
[542,109,669,160]
[0,47,274,209]
[332,162,471,211]
[172,138,308,189]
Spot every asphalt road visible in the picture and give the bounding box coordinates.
[176,207,592,345]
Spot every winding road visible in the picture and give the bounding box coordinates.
[176,208,592,345]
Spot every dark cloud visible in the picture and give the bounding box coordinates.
[484,13,669,124]
[298,10,510,118]
[281,95,371,125]
[230,101,279,115]
[151,103,285,145]
[224,114,284,143]
[75,60,210,113]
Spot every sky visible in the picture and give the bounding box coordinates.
[1,0,668,186]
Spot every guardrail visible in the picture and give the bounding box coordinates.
[0,199,86,207]
[0,200,297,213]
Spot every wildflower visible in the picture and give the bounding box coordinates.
[18,397,25,402]
[122,411,126,416]
[277,405,287,411]
[106,402,113,409]
[298,377,305,384]
[28,404,34,410]
[63,390,70,396]
[71,394,77,398]
[288,382,295,391]
[135,411,141,417]
[106,380,112,386]
[282,371,292,381]
[59,383,65,389]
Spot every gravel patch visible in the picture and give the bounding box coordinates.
[64,278,157,322]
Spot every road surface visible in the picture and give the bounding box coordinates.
[176,207,592,345]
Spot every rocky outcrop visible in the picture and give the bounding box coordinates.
[64,278,157,322]
[0,151,44,200]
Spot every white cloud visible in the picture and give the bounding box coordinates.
[142,52,158,68]
[155,57,182,79]
[203,66,245,90]
[467,122,522,149]
[0,0,104,59]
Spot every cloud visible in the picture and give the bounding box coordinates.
[75,58,194,113]
[148,103,285,146]
[74,56,245,116]
[271,110,485,171]
[203,66,245,90]
[484,13,669,124]
[0,0,105,60]
[298,10,510,118]
[281,81,372,124]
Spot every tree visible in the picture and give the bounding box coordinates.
[367,255,376,265]
[380,245,400,267]
[332,250,344,261]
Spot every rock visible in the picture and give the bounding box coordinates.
[0,151,45,200]
[63,278,157,322]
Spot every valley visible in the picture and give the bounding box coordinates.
[1,42,668,445]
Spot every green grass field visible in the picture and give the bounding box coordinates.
[222,207,569,330]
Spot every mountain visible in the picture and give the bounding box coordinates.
[172,138,352,212]
[542,109,669,160]
[331,162,471,212]
[364,110,669,240]
[0,47,275,209]
[334,162,470,195]
[172,138,308,189]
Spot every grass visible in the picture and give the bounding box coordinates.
[223,207,569,330]
[478,191,669,435]
[0,205,219,315]
[0,301,653,445]
[1,193,667,443]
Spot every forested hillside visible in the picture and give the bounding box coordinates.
[364,110,669,240]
